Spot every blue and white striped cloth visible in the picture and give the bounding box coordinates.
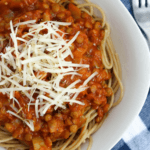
[112,0,150,150]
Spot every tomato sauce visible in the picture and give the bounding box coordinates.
[0,0,112,149]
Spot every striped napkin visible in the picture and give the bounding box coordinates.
[112,0,150,150]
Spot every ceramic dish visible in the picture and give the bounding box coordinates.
[0,0,150,150]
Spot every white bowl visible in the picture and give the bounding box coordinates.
[80,0,150,150]
[0,1,150,150]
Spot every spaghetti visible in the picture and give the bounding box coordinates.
[0,0,123,150]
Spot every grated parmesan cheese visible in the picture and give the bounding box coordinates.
[7,110,34,131]
[0,20,98,131]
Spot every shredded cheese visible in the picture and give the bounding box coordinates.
[0,20,98,131]
[7,110,34,131]
[83,72,98,86]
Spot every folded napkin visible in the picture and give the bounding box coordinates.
[112,1,150,150]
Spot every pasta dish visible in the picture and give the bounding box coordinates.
[0,0,123,150]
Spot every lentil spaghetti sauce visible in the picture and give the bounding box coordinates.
[0,0,123,150]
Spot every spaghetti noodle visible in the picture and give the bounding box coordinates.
[0,0,123,150]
